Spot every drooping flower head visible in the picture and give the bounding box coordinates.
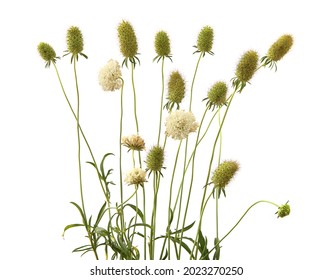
[165,71,186,111]
[195,26,214,56]
[121,134,145,151]
[154,31,172,62]
[117,20,139,66]
[98,59,122,91]
[276,202,291,218]
[211,160,239,196]
[124,168,147,186]
[165,110,199,140]
[37,42,58,68]
[204,81,228,110]
[146,145,164,174]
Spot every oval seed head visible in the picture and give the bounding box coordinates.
[267,34,293,62]
[146,145,164,172]
[66,26,84,55]
[277,203,291,218]
[197,26,214,53]
[207,82,228,107]
[211,160,239,189]
[37,42,56,63]
[155,31,171,57]
[235,50,259,83]
[168,71,186,104]
[117,20,138,58]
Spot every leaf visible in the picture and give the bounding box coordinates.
[94,202,107,227]
[198,230,210,260]
[213,237,221,260]
[100,153,114,179]
[62,223,84,238]
[171,221,195,235]
[70,202,87,226]
[124,204,144,222]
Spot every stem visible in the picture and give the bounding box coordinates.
[201,200,280,259]
[149,172,159,259]
[119,78,125,233]
[157,57,165,145]
[189,52,203,111]
[142,186,147,260]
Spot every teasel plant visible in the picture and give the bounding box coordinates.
[38,21,293,260]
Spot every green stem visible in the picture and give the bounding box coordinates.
[142,186,147,260]
[201,200,280,259]
[149,172,159,259]
[119,78,125,234]
[189,52,203,111]
[157,57,165,145]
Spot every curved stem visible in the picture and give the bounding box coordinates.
[189,52,203,111]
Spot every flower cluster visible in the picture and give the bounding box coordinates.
[98,59,122,91]
[165,110,199,140]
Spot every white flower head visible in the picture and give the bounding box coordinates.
[124,168,147,186]
[165,110,199,140]
[98,59,122,91]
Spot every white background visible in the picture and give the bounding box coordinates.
[1,0,333,279]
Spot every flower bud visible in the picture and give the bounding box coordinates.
[267,34,293,62]
[277,202,291,218]
[155,31,171,57]
[146,146,164,172]
[117,20,138,58]
[211,160,239,189]
[206,81,228,108]
[37,42,57,64]
[122,135,145,151]
[197,26,214,53]
[167,71,186,104]
[66,26,84,55]
[235,50,259,83]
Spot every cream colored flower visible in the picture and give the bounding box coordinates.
[124,168,147,186]
[165,110,199,140]
[122,135,145,151]
[98,59,122,91]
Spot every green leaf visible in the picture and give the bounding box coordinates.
[70,202,87,226]
[213,237,221,260]
[62,223,84,237]
[171,221,195,235]
[94,202,107,227]
[124,204,144,222]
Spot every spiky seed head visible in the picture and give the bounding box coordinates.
[277,203,291,218]
[211,160,239,189]
[37,42,56,63]
[168,71,186,104]
[207,82,228,107]
[66,26,84,55]
[155,31,171,57]
[197,26,214,53]
[146,146,164,172]
[117,20,138,58]
[235,50,259,83]
[267,34,293,62]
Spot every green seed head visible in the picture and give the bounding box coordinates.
[277,203,291,218]
[146,146,164,172]
[66,26,84,55]
[37,42,56,63]
[212,160,239,189]
[117,20,138,58]
[207,82,228,107]
[267,34,293,62]
[168,71,186,104]
[235,50,259,83]
[197,26,214,53]
[155,31,171,57]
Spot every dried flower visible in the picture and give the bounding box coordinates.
[165,71,186,110]
[204,81,228,110]
[117,20,139,66]
[124,168,147,186]
[235,50,259,83]
[195,26,214,55]
[146,146,164,172]
[267,34,293,62]
[276,202,291,218]
[154,31,171,58]
[211,160,239,191]
[37,42,58,67]
[98,59,122,91]
[165,110,199,140]
[122,135,145,151]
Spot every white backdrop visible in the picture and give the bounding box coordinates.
[1,0,333,279]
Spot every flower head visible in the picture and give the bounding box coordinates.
[124,168,147,186]
[276,202,291,218]
[122,135,145,151]
[204,81,228,110]
[165,71,186,110]
[195,26,214,55]
[267,34,293,62]
[37,42,58,67]
[65,26,87,62]
[154,31,171,58]
[235,50,259,83]
[146,146,164,173]
[98,59,122,91]
[165,110,199,140]
[211,160,239,193]
[117,20,139,66]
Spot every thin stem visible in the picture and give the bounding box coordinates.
[157,57,165,145]
[142,186,147,260]
[189,52,203,111]
[119,78,125,233]
[201,200,280,259]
